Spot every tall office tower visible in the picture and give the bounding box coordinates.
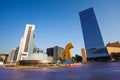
[17,24,35,61]
[47,46,64,62]
[79,8,109,59]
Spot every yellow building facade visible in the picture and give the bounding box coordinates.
[106,47,120,55]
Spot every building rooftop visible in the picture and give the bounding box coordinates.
[0,53,8,56]
[106,42,120,48]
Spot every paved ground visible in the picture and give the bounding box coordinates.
[0,62,120,80]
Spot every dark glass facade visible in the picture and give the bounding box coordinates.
[47,48,53,56]
[79,8,109,58]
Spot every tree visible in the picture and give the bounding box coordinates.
[71,56,76,62]
[75,54,82,62]
[111,52,120,61]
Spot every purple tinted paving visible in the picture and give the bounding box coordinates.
[0,62,120,80]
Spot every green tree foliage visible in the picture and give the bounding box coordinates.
[72,54,82,62]
[75,54,82,62]
[72,56,76,62]
[111,52,120,61]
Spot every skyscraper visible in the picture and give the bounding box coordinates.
[79,8,109,59]
[17,24,35,61]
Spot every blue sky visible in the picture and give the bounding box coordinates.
[0,0,120,56]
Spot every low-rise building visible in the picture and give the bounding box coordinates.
[0,53,8,63]
[7,47,19,63]
[106,42,120,61]
[81,42,120,62]
[47,46,64,63]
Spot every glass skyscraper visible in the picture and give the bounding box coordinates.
[79,8,109,58]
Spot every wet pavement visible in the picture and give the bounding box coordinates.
[0,62,120,80]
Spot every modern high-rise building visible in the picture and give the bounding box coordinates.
[17,24,35,61]
[47,46,64,62]
[79,8,109,59]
